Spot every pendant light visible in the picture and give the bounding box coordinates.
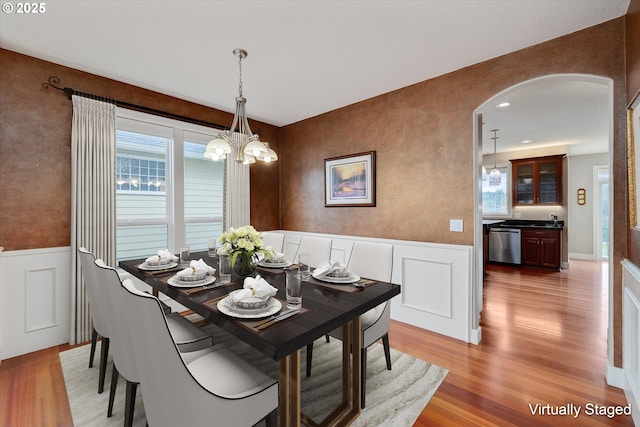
[204,49,277,164]
[488,129,501,186]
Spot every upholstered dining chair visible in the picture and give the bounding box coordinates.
[78,247,112,394]
[119,277,279,427]
[261,231,285,253]
[94,259,215,427]
[306,241,394,408]
[297,235,332,268]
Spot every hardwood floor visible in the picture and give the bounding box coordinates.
[399,260,633,426]
[0,259,633,426]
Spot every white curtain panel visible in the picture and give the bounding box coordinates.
[224,134,251,229]
[69,95,117,345]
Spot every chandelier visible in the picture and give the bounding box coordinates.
[204,49,277,164]
[488,129,501,186]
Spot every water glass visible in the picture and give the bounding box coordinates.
[218,254,231,284]
[285,265,302,309]
[298,252,311,280]
[179,245,190,266]
[208,239,217,257]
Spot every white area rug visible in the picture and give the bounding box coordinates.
[60,323,447,426]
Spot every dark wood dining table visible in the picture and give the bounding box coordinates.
[119,251,400,427]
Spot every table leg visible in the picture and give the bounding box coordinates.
[280,350,301,427]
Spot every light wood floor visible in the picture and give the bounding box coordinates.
[0,259,633,426]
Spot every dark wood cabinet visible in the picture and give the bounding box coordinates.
[511,155,564,206]
[522,228,561,269]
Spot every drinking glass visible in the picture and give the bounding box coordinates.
[179,245,190,266]
[285,265,302,309]
[218,254,231,284]
[208,239,217,257]
[298,252,310,280]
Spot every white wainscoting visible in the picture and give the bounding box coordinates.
[622,259,640,426]
[279,231,476,343]
[0,233,477,360]
[0,247,71,360]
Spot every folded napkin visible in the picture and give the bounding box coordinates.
[313,260,347,279]
[145,249,178,264]
[267,252,286,262]
[176,259,215,277]
[233,275,278,302]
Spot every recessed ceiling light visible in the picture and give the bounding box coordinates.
[496,102,511,108]
[521,139,532,144]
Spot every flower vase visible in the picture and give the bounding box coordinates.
[233,252,256,276]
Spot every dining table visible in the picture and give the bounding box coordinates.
[119,251,401,427]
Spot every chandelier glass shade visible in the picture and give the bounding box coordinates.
[204,49,277,164]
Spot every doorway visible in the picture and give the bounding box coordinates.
[472,74,614,343]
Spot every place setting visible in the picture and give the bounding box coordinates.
[256,251,292,269]
[137,249,180,273]
[165,258,218,294]
[212,275,304,330]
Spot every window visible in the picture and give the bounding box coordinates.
[482,165,509,216]
[115,110,224,261]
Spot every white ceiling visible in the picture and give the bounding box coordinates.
[0,0,629,154]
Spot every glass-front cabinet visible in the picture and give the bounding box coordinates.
[510,155,564,205]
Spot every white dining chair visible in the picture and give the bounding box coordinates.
[119,277,279,427]
[78,247,113,394]
[94,259,215,427]
[306,241,394,408]
[297,236,332,268]
[261,231,285,253]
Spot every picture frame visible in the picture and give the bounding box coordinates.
[628,91,639,229]
[324,151,376,207]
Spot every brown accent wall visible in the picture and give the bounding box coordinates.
[0,49,280,251]
[627,0,640,266]
[280,19,628,364]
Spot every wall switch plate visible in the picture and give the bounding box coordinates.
[450,219,463,232]
[549,212,556,219]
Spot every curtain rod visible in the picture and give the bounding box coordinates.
[42,76,227,131]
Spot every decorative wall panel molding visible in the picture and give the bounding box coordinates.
[622,259,640,426]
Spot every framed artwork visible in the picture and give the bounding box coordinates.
[324,151,376,207]
[628,91,639,229]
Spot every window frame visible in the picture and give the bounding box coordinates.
[115,108,224,260]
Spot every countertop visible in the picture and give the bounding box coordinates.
[483,219,564,229]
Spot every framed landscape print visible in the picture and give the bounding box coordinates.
[324,151,376,207]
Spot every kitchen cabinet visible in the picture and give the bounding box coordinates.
[511,155,564,205]
[522,228,561,269]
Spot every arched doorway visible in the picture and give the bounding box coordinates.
[472,74,614,344]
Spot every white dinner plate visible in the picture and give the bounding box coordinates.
[217,296,282,319]
[138,261,178,271]
[168,275,216,288]
[312,272,360,284]
[257,259,292,268]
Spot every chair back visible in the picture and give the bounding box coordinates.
[94,259,139,383]
[261,231,285,253]
[78,247,109,338]
[347,241,393,282]
[347,241,393,346]
[119,279,276,427]
[297,236,332,268]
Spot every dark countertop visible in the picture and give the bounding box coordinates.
[484,219,564,230]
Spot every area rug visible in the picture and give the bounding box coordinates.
[60,323,447,427]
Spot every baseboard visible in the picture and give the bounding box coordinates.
[568,252,595,260]
[605,359,625,389]
[469,327,482,345]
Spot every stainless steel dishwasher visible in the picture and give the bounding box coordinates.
[488,227,521,265]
